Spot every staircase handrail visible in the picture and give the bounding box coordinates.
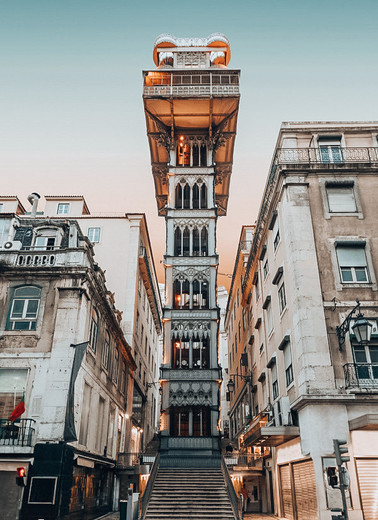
[221,453,241,520]
[140,452,160,519]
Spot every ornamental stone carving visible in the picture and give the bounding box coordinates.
[171,320,211,339]
[169,381,213,406]
[152,164,169,185]
[173,266,210,280]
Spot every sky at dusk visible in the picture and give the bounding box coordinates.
[2,0,378,287]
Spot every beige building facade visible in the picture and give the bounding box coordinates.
[226,122,378,520]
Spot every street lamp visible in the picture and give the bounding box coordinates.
[227,373,253,392]
[336,299,372,350]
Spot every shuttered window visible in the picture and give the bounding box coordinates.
[327,185,357,212]
[336,245,369,283]
[356,458,378,520]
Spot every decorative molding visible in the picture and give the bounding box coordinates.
[173,266,210,281]
[171,320,211,339]
[152,163,169,185]
[169,381,213,406]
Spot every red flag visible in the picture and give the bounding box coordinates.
[9,395,25,422]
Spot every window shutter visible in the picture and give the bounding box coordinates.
[337,246,367,267]
[327,187,356,212]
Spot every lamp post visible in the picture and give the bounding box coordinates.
[336,299,372,350]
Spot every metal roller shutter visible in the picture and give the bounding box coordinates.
[293,459,318,520]
[280,464,294,520]
[356,458,378,520]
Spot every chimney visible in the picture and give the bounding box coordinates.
[27,193,41,217]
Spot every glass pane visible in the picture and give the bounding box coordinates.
[356,365,370,380]
[13,321,30,330]
[353,346,367,363]
[368,346,378,363]
[331,146,342,162]
[14,286,41,298]
[11,299,25,318]
[320,147,330,162]
[355,268,368,282]
[341,268,353,282]
[26,299,39,318]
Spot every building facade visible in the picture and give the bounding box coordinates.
[0,200,136,520]
[41,196,163,454]
[143,34,240,462]
[226,122,378,520]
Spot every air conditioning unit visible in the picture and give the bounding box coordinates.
[1,241,23,251]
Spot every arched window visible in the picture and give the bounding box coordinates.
[172,337,190,369]
[201,227,208,256]
[200,184,207,209]
[174,227,182,256]
[192,336,210,369]
[173,279,190,309]
[7,285,41,330]
[193,227,200,256]
[183,227,190,256]
[200,144,207,167]
[89,308,99,353]
[175,184,183,209]
[192,279,209,309]
[183,184,190,209]
[192,183,200,209]
[193,144,200,166]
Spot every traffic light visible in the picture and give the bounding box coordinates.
[333,439,350,466]
[327,466,338,488]
[16,467,26,487]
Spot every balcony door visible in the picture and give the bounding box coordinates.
[353,345,378,387]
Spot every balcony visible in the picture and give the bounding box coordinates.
[0,418,35,447]
[224,453,263,473]
[240,412,299,449]
[143,71,240,98]
[275,147,378,166]
[0,247,90,269]
[344,362,378,390]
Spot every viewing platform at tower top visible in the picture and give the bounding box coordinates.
[143,33,240,98]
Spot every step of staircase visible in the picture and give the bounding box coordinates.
[143,467,236,520]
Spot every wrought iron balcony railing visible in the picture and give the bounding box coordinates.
[275,147,378,166]
[344,362,378,389]
[143,71,240,97]
[0,418,36,446]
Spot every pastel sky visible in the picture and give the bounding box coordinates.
[2,0,378,287]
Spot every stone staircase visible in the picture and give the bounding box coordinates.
[143,467,237,520]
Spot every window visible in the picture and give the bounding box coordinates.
[263,260,269,279]
[102,330,110,370]
[57,203,69,215]
[120,361,127,394]
[34,229,58,250]
[266,303,274,334]
[318,137,342,163]
[88,227,101,243]
[271,363,278,400]
[0,204,3,212]
[89,308,99,353]
[0,219,10,246]
[278,282,287,314]
[353,344,378,385]
[0,369,28,418]
[326,184,357,213]
[113,349,119,383]
[336,244,369,283]
[7,285,41,330]
[273,218,280,252]
[284,344,294,386]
